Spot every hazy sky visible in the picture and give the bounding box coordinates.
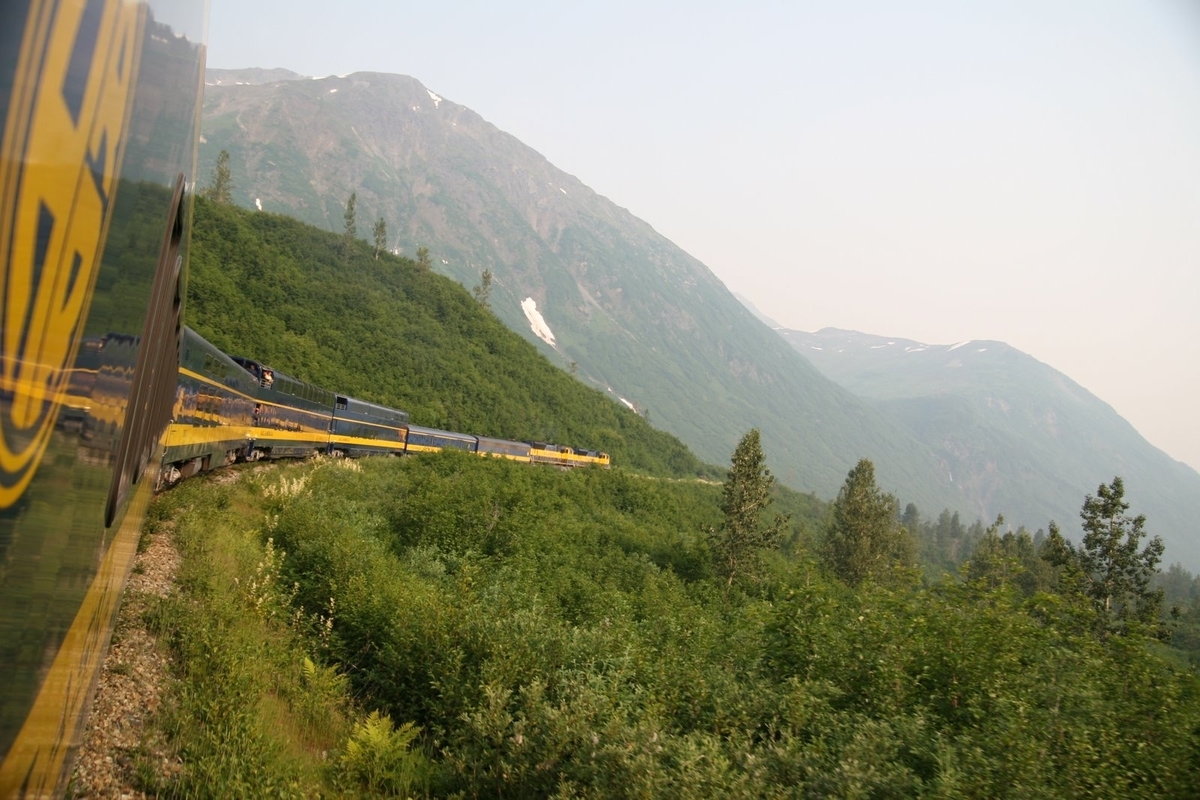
[207,1,1200,473]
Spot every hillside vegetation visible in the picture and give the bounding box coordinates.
[135,455,1200,797]
[186,197,707,478]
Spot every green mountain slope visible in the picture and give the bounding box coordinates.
[185,197,708,478]
[197,69,954,509]
[780,327,1200,569]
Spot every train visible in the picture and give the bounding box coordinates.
[0,1,604,796]
[160,325,609,485]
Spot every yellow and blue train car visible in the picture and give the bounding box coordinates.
[160,327,259,484]
[228,355,336,460]
[404,423,477,455]
[0,0,206,794]
[475,435,532,463]
[330,395,408,458]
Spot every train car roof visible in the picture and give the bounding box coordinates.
[406,424,477,443]
[476,436,531,453]
[339,395,410,420]
[476,435,529,447]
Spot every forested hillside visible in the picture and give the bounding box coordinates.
[185,197,708,478]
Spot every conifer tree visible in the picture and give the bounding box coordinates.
[710,429,788,586]
[203,149,233,204]
[342,192,357,259]
[373,217,387,259]
[472,269,493,310]
[416,246,431,271]
[965,516,1052,594]
[822,459,914,586]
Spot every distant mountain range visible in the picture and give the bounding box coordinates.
[197,67,1199,569]
[778,327,1200,567]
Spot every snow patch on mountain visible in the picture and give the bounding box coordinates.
[426,89,442,108]
[948,340,972,351]
[521,298,556,347]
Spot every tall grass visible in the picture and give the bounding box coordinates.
[140,459,428,798]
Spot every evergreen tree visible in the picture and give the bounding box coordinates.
[822,459,915,586]
[416,246,431,271]
[342,192,357,259]
[373,217,387,259]
[710,429,788,586]
[203,149,233,205]
[1158,562,1200,612]
[472,269,493,310]
[965,518,1053,595]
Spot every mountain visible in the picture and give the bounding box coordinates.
[779,327,1200,568]
[196,69,956,509]
[733,293,783,329]
[205,67,308,86]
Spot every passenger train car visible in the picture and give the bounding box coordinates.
[0,4,606,794]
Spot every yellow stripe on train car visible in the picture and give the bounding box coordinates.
[328,434,406,452]
[162,422,257,449]
[403,443,445,455]
[477,451,532,463]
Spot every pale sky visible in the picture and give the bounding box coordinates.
[207,1,1200,473]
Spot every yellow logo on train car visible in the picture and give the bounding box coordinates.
[0,0,144,508]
